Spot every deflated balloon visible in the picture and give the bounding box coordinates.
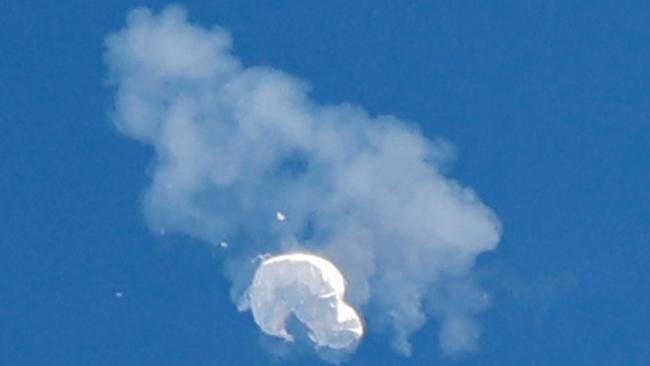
[244,253,363,349]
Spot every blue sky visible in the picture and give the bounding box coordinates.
[2,1,649,365]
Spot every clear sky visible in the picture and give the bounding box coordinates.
[2,1,649,365]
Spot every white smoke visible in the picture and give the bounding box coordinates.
[244,252,363,349]
[105,6,501,356]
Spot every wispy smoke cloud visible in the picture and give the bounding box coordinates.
[105,6,501,356]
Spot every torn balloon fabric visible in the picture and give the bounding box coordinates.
[243,253,363,350]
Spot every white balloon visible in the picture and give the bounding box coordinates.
[245,253,363,350]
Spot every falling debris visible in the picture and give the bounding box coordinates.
[242,252,363,350]
[219,241,229,249]
[275,211,287,222]
[115,291,124,298]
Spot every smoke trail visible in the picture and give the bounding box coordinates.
[105,6,501,356]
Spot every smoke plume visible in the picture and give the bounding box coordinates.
[105,6,501,356]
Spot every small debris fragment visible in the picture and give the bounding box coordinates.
[276,211,287,222]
